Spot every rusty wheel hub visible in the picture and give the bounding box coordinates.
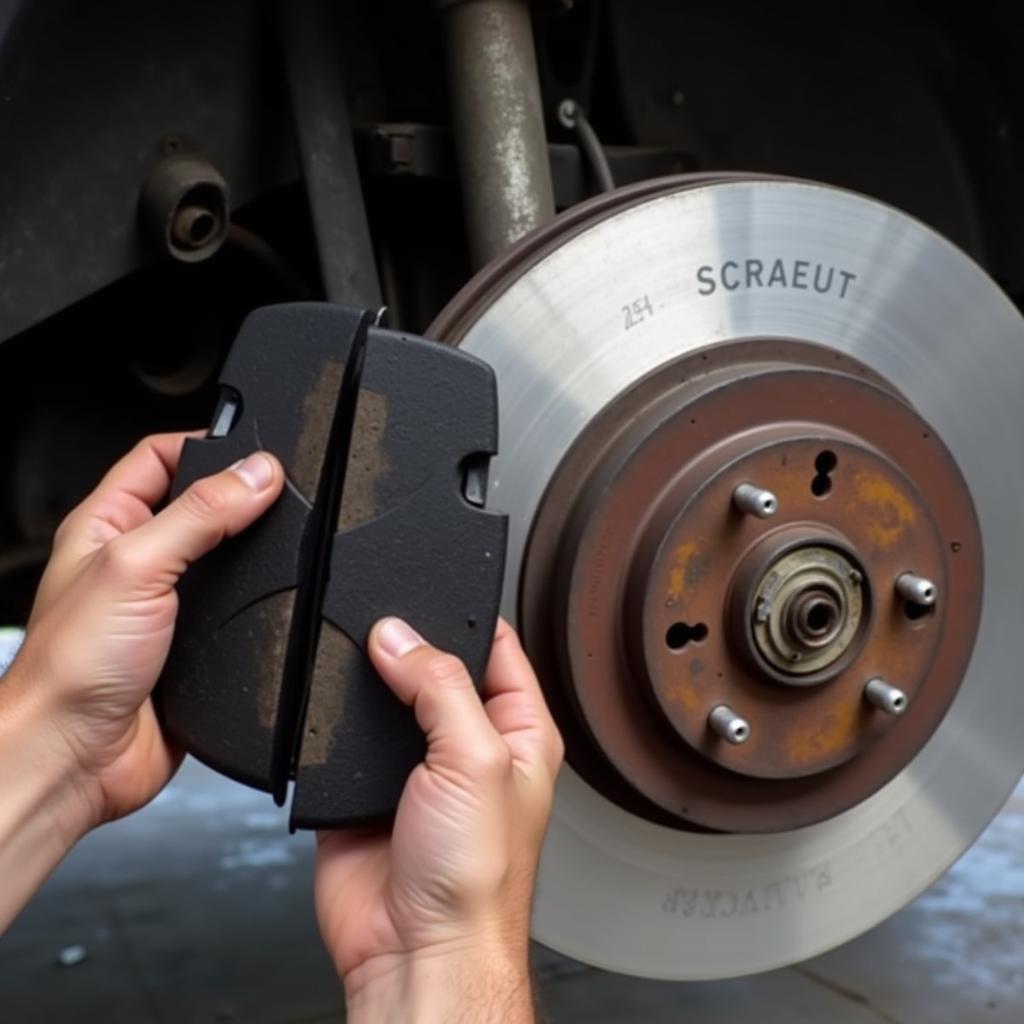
[520,342,981,831]
[432,174,1024,979]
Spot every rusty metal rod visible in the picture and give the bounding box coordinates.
[438,0,556,268]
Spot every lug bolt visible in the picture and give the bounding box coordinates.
[864,678,909,715]
[708,705,751,745]
[733,483,778,518]
[895,572,937,607]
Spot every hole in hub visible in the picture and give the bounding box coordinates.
[804,600,835,634]
[666,621,708,650]
[786,587,844,648]
[811,449,837,498]
[814,450,838,473]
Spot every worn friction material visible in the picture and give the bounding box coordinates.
[157,303,507,827]
[157,303,363,792]
[291,329,507,827]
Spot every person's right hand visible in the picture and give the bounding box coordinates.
[0,432,283,933]
[314,617,563,1023]
[11,434,283,828]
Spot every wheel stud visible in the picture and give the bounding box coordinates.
[733,483,778,518]
[864,678,909,715]
[708,705,751,744]
[895,572,937,606]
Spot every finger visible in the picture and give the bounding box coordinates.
[368,617,510,779]
[101,452,284,589]
[55,432,202,551]
[93,431,200,509]
[480,619,563,777]
[481,618,545,703]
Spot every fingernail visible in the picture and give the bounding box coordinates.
[231,452,275,492]
[376,617,425,658]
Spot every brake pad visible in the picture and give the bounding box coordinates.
[156,302,508,828]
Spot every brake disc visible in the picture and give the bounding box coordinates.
[430,175,1024,979]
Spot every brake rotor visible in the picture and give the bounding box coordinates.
[429,175,1024,979]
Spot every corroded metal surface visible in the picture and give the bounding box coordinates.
[438,0,555,267]
[518,350,980,833]
[431,175,1024,978]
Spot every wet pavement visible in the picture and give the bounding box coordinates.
[2,758,1021,1023]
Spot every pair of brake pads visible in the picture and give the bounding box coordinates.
[156,303,508,829]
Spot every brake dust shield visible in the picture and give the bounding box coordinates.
[430,176,1024,979]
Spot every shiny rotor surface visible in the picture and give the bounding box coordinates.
[453,180,1024,979]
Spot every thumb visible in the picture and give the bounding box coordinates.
[102,452,284,586]
[368,617,510,778]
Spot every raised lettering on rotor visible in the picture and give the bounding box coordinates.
[696,258,857,298]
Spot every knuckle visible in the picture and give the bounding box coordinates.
[98,536,141,578]
[138,431,178,457]
[422,652,471,690]
[469,738,512,778]
[181,478,230,519]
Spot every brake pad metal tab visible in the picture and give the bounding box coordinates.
[157,302,508,828]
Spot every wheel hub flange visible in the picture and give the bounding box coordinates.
[520,341,981,832]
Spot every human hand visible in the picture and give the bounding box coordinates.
[315,617,563,1023]
[1,433,283,834]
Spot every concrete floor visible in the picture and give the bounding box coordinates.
[2,758,1022,1023]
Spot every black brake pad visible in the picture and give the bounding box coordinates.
[156,302,508,828]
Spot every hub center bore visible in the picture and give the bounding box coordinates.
[792,592,840,643]
[744,542,867,681]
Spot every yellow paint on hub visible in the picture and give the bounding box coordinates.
[670,681,701,712]
[786,695,861,766]
[667,540,700,601]
[853,472,916,549]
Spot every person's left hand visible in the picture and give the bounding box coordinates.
[7,432,284,828]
